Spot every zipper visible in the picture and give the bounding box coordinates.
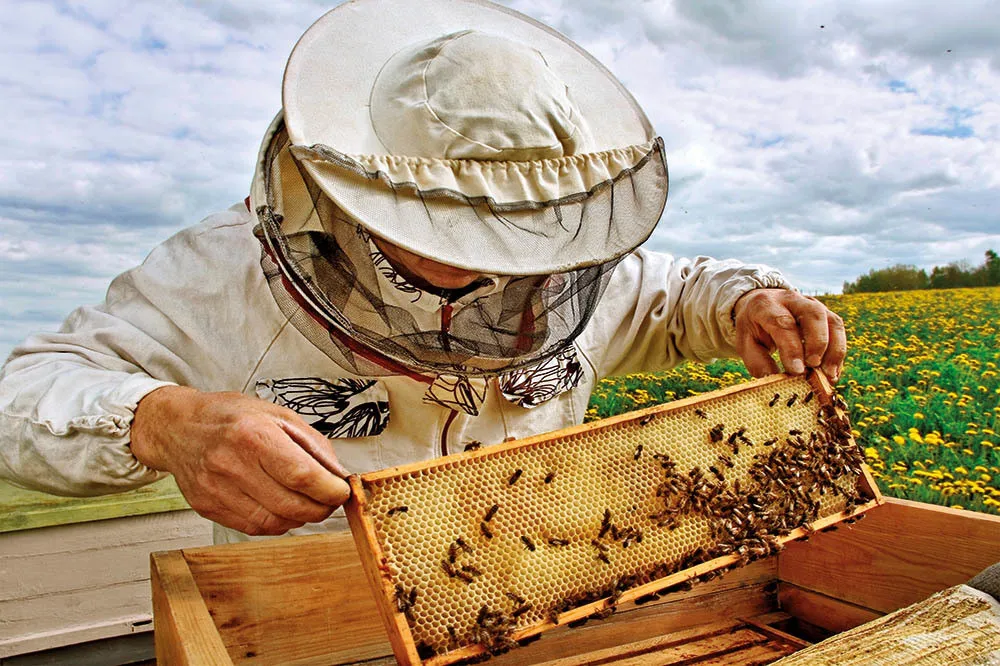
[440,409,458,457]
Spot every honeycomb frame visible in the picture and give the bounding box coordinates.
[344,371,882,665]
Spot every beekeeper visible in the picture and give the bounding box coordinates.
[0,0,845,544]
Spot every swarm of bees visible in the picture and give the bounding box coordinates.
[361,376,873,663]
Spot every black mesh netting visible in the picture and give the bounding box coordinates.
[253,123,666,378]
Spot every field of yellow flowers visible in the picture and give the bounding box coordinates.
[586,286,1000,516]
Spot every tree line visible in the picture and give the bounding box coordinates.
[843,249,1000,294]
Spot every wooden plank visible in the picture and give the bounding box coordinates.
[739,617,811,650]
[181,532,393,666]
[778,497,1000,613]
[488,579,777,665]
[343,475,421,666]
[777,583,881,634]
[0,477,189,533]
[537,626,766,666]
[150,550,232,666]
[0,510,211,658]
[695,643,794,665]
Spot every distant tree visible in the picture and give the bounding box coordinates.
[844,250,998,293]
[843,264,929,294]
[984,249,1000,286]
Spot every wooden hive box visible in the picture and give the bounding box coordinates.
[151,498,1000,664]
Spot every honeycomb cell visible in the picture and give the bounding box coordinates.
[358,374,872,659]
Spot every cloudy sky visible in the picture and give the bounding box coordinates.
[2,0,998,359]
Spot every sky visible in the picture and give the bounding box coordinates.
[1,0,999,360]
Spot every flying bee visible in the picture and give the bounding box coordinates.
[709,423,726,443]
[769,393,781,407]
[520,535,536,551]
[480,521,494,539]
[804,391,815,404]
[786,393,798,407]
[484,504,499,522]
[508,469,523,485]
[544,471,556,484]
[694,408,708,419]
[633,444,643,460]
[387,505,409,517]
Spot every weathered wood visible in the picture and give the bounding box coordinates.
[343,475,422,666]
[739,615,811,650]
[778,497,1000,613]
[489,574,778,665]
[695,643,794,665]
[777,583,881,634]
[0,476,189,533]
[181,532,393,666]
[150,550,232,666]
[0,510,211,659]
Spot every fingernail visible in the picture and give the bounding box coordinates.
[790,359,805,374]
[806,355,821,367]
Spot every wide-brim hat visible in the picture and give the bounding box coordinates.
[281,0,668,275]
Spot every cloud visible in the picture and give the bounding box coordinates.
[1,0,999,360]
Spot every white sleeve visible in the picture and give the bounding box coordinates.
[578,249,793,379]
[0,205,284,496]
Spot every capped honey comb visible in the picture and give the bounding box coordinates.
[345,371,881,665]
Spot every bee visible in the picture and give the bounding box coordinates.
[484,504,499,522]
[520,535,536,551]
[547,538,570,547]
[455,537,472,554]
[694,408,708,419]
[709,423,726,443]
[394,584,417,621]
[639,414,655,426]
[717,454,735,468]
[709,465,725,482]
[633,443,643,460]
[505,591,526,604]
[786,393,798,407]
[789,429,802,436]
[446,626,458,647]
[544,471,556,484]
[508,469,523,485]
[511,603,533,618]
[480,521,494,539]
[769,393,781,407]
[447,543,459,563]
[596,552,611,564]
[598,509,612,539]
[464,440,483,451]
[387,506,409,516]
[461,564,482,577]
[804,391,815,404]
